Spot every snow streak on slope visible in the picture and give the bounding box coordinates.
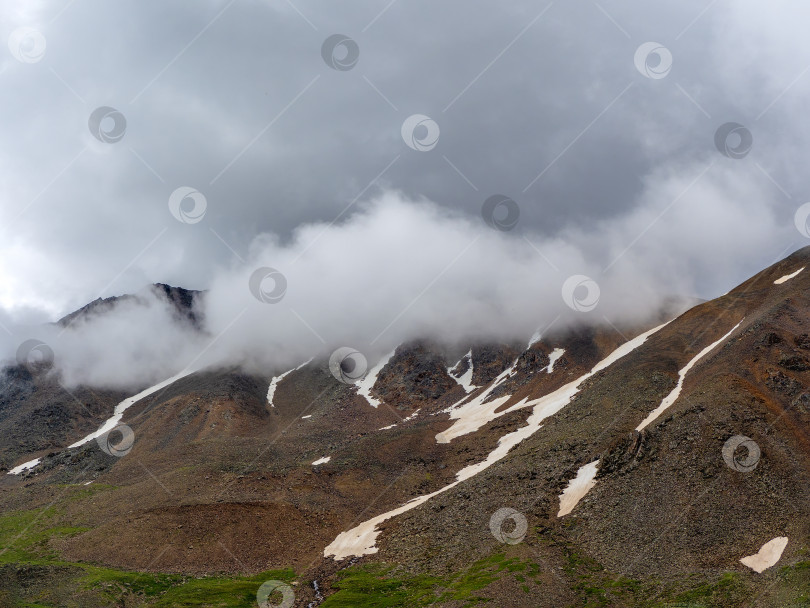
[546,348,564,373]
[740,537,788,573]
[435,358,518,443]
[8,458,41,475]
[8,369,196,475]
[377,409,421,431]
[312,456,331,466]
[448,350,477,393]
[324,323,667,560]
[68,370,196,449]
[636,320,742,431]
[267,358,313,407]
[774,267,804,284]
[438,324,665,444]
[356,350,395,408]
[558,460,600,517]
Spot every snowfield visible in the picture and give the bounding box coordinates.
[437,325,663,444]
[557,319,743,505]
[8,458,42,476]
[9,369,196,475]
[435,359,518,443]
[546,348,564,373]
[774,267,804,285]
[67,370,195,450]
[636,320,742,431]
[740,537,788,573]
[325,323,667,560]
[557,460,600,517]
[448,350,477,393]
[356,350,395,408]
[267,358,313,407]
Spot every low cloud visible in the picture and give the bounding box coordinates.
[0,175,794,390]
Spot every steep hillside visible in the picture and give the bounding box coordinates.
[0,249,808,607]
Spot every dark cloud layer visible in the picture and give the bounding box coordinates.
[0,1,808,386]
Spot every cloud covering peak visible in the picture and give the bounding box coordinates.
[1,185,792,389]
[0,0,808,386]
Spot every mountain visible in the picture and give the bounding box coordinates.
[0,284,203,474]
[0,248,808,607]
[56,283,202,329]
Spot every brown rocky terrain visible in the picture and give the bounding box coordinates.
[0,247,809,606]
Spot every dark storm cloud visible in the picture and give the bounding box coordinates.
[0,0,808,386]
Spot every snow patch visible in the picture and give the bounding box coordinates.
[546,348,564,373]
[8,458,41,476]
[435,358,518,443]
[740,537,788,573]
[557,460,599,517]
[774,267,804,285]
[377,409,419,431]
[403,409,420,422]
[66,369,195,450]
[448,350,477,393]
[438,324,666,444]
[7,370,193,476]
[312,456,331,466]
[325,323,668,560]
[8,368,201,475]
[356,350,395,408]
[636,320,742,431]
[267,358,313,407]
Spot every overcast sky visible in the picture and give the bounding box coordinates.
[1,1,809,385]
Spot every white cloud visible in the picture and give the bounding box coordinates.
[0,0,806,388]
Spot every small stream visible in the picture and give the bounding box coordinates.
[307,579,323,607]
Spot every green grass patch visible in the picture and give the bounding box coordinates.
[667,572,745,607]
[0,507,89,564]
[64,483,116,501]
[321,553,544,607]
[0,507,296,607]
[77,566,183,599]
[75,567,296,607]
[3,504,810,607]
[152,570,295,608]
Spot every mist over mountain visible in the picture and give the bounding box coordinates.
[0,191,729,390]
[3,1,810,606]
[1,0,808,320]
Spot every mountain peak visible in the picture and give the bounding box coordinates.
[2,250,809,606]
[56,283,202,329]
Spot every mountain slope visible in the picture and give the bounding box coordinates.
[0,248,809,607]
